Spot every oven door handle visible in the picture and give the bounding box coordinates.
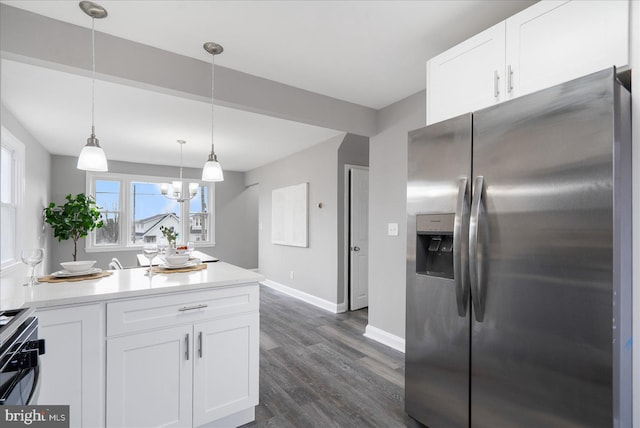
[0,364,40,405]
[26,363,41,405]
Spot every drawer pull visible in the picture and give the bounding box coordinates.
[178,304,208,312]
[198,331,203,358]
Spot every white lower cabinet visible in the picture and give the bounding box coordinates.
[37,304,105,428]
[106,284,260,428]
[106,324,194,428]
[193,314,259,426]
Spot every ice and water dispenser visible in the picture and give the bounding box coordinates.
[415,213,454,279]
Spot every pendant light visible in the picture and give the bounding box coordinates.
[77,1,108,172]
[160,140,199,203]
[201,42,224,182]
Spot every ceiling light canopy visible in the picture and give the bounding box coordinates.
[201,42,224,182]
[77,0,108,172]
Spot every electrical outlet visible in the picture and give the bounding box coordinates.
[388,223,399,236]
[290,271,294,280]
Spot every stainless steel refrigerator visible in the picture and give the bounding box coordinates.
[405,68,632,428]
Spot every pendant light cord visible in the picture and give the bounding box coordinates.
[179,141,184,181]
[211,53,215,154]
[91,16,96,134]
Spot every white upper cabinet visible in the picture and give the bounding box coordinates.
[426,0,629,125]
[427,23,505,126]
[505,0,629,100]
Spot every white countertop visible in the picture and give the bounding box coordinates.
[0,262,264,310]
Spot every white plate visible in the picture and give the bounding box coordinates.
[52,267,103,278]
[158,261,199,270]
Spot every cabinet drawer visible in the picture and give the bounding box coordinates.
[107,284,259,336]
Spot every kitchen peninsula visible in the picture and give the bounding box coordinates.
[1,262,263,428]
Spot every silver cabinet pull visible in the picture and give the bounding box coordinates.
[185,334,190,360]
[198,331,203,358]
[507,65,514,93]
[178,304,208,312]
[453,177,470,317]
[494,70,500,98]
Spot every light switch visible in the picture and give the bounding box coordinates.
[388,223,399,236]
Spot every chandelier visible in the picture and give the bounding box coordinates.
[160,140,199,203]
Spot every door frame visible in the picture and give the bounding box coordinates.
[343,164,369,311]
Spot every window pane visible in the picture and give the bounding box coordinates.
[95,180,120,245]
[189,184,209,242]
[131,182,180,245]
[1,205,15,263]
[1,146,13,204]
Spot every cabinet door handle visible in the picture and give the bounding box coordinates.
[494,70,500,98]
[178,304,208,312]
[198,331,203,358]
[185,334,190,360]
[507,65,513,93]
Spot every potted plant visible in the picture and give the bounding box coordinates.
[44,193,104,261]
[160,225,179,247]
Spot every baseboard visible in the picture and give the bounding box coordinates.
[199,407,254,427]
[261,279,340,313]
[249,268,260,272]
[364,324,405,353]
[336,302,348,313]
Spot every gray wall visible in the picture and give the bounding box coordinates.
[367,90,425,339]
[247,133,368,306]
[247,134,345,303]
[48,155,258,271]
[0,105,51,286]
[337,134,370,306]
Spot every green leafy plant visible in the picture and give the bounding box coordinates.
[44,193,103,261]
[160,225,179,245]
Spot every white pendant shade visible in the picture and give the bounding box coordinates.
[77,144,108,171]
[202,160,224,182]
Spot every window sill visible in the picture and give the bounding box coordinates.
[85,242,216,253]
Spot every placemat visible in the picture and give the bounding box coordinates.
[38,271,114,283]
[152,263,208,274]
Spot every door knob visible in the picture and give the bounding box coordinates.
[352,246,360,252]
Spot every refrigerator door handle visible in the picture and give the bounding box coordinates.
[469,175,485,322]
[453,177,470,317]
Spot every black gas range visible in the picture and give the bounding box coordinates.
[0,308,45,405]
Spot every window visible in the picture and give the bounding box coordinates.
[87,172,215,251]
[1,127,25,270]
[95,179,120,245]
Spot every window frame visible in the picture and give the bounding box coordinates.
[1,126,25,272]
[86,171,215,252]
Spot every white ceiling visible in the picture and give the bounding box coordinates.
[0,0,536,171]
[1,59,344,171]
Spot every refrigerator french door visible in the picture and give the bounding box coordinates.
[405,68,632,428]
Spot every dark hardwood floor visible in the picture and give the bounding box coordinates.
[241,285,416,428]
